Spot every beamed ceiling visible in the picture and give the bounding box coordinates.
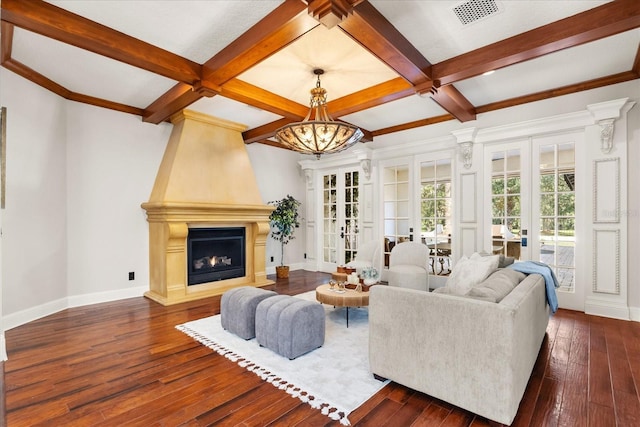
[1,0,639,153]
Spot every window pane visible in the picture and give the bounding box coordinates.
[506,176,520,194]
[558,218,575,236]
[492,154,504,173]
[558,193,575,216]
[423,200,435,217]
[506,195,520,216]
[422,183,435,199]
[540,194,555,216]
[492,196,504,217]
[541,218,555,236]
[397,183,409,199]
[507,218,520,234]
[492,177,505,194]
[540,173,555,192]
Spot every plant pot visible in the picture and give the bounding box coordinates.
[275,265,290,279]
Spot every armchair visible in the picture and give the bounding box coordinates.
[346,240,383,274]
[387,241,429,291]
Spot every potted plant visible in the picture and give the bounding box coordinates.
[269,194,301,278]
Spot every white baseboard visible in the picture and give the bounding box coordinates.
[1,332,7,361]
[3,297,68,331]
[585,298,631,321]
[67,286,147,308]
[629,306,640,322]
[3,286,147,332]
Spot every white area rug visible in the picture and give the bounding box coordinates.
[175,290,388,425]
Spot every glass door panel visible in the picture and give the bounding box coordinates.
[322,169,360,270]
[420,158,453,276]
[491,149,522,259]
[537,142,576,291]
[383,165,410,267]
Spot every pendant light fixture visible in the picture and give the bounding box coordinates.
[275,69,363,159]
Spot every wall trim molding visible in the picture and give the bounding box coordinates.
[629,306,640,322]
[585,297,631,321]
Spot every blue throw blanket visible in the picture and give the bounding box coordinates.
[508,261,559,314]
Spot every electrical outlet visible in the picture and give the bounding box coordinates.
[128,272,135,281]
[304,253,307,259]
[270,256,274,262]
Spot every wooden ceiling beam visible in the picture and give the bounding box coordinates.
[144,1,317,124]
[304,0,364,28]
[429,84,476,123]
[202,1,317,85]
[243,118,294,144]
[221,79,308,120]
[1,0,201,83]
[1,21,13,62]
[327,77,414,117]
[338,1,432,87]
[3,57,143,116]
[338,1,476,122]
[143,83,203,124]
[433,0,640,86]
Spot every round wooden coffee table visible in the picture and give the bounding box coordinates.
[315,284,369,327]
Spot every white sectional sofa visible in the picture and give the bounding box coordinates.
[368,270,550,425]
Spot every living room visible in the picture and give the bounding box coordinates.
[0,0,639,423]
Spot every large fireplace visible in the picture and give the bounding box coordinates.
[188,227,246,285]
[142,110,274,305]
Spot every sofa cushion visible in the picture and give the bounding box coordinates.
[466,268,526,303]
[445,253,500,295]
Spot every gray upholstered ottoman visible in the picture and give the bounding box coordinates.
[220,286,276,339]
[255,295,325,359]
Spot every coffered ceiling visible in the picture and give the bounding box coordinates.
[1,0,639,152]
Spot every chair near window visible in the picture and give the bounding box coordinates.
[387,241,430,291]
[346,240,383,275]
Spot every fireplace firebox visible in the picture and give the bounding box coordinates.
[188,228,246,285]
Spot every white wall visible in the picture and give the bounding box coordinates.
[1,71,68,322]
[65,102,170,300]
[246,143,307,271]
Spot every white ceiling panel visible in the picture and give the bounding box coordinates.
[342,95,448,131]
[455,29,640,106]
[238,25,398,105]
[47,0,284,63]
[12,28,176,107]
[189,96,282,130]
[371,0,612,63]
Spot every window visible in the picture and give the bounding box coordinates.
[491,149,522,259]
[420,159,452,275]
[539,143,575,291]
[383,165,410,267]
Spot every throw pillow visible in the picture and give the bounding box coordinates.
[466,268,526,302]
[445,253,500,295]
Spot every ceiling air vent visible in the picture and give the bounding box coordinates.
[453,0,500,25]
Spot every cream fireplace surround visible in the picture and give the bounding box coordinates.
[142,110,274,305]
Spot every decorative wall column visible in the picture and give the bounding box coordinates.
[585,98,635,320]
[452,128,480,258]
[354,149,375,243]
[299,161,316,267]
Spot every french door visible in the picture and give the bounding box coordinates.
[485,134,583,311]
[320,168,360,271]
[532,132,583,310]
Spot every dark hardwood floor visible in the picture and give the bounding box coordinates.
[3,270,640,426]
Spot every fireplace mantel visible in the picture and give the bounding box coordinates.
[142,111,274,305]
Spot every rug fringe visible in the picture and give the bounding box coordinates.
[175,324,352,426]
